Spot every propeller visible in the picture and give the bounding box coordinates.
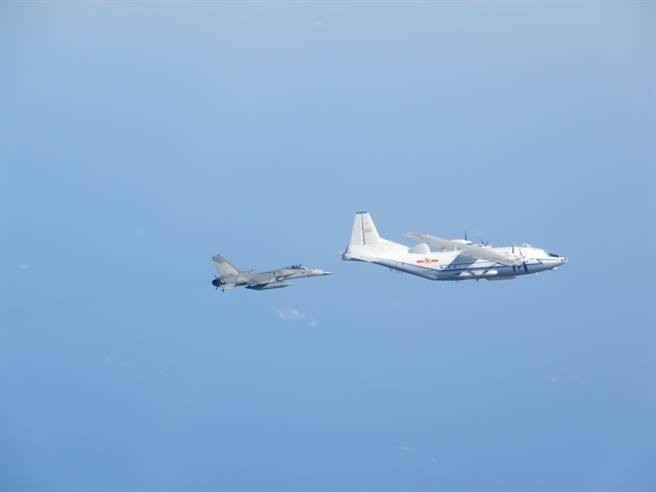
[511,245,529,273]
[519,247,528,273]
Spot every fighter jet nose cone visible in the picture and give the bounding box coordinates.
[211,278,220,287]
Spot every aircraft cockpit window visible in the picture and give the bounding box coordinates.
[546,252,560,258]
[288,264,307,269]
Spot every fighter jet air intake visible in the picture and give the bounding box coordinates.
[342,211,567,281]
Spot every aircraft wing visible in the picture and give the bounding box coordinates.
[459,245,522,266]
[246,280,290,290]
[405,232,522,266]
[405,232,469,251]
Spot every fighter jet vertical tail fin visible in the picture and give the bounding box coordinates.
[350,211,381,246]
[212,254,240,276]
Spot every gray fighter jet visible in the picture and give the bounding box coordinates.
[210,254,331,292]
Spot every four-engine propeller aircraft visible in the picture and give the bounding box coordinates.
[342,211,567,281]
[211,254,331,292]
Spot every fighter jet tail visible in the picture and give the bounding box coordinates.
[212,254,241,276]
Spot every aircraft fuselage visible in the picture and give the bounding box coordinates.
[348,246,566,281]
[342,212,567,281]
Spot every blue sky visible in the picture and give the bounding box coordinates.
[1,2,654,491]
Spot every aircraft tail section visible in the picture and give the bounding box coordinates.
[349,211,381,246]
[212,254,240,277]
[344,211,407,261]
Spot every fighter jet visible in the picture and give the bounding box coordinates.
[342,212,567,281]
[211,254,331,291]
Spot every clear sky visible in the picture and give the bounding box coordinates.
[1,2,654,491]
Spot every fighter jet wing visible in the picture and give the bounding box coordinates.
[246,278,277,287]
[245,280,290,290]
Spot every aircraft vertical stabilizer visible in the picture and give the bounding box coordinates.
[212,255,240,276]
[350,211,381,246]
[344,211,408,260]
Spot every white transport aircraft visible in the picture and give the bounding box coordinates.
[342,212,567,281]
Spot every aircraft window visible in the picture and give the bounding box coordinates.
[546,252,560,258]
